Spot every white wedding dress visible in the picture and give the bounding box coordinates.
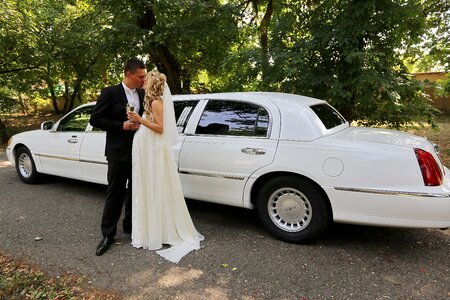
[131,112,204,264]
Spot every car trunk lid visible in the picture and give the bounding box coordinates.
[331,126,446,176]
[332,126,431,149]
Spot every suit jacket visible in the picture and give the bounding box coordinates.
[90,83,145,162]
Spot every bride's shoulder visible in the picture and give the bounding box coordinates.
[152,97,163,104]
[151,97,163,109]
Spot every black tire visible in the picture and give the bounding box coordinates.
[15,147,40,184]
[256,176,330,243]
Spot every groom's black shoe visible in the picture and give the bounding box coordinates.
[95,237,114,256]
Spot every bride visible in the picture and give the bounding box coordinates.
[126,71,204,263]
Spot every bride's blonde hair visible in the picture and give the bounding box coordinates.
[143,71,166,115]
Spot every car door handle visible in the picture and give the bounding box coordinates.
[68,138,78,144]
[241,147,266,155]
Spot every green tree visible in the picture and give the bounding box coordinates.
[415,0,449,72]
[266,0,437,127]
[95,0,240,94]
[205,0,274,91]
[413,0,449,97]
[209,0,438,127]
[0,0,126,115]
[0,0,445,130]
[34,0,126,113]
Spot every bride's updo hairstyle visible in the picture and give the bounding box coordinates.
[144,71,167,115]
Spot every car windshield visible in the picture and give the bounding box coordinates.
[310,104,346,129]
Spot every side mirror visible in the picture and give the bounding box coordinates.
[41,121,54,130]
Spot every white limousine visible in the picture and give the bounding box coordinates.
[6,92,450,242]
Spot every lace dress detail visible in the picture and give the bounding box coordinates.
[131,114,204,263]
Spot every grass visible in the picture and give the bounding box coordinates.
[407,112,450,166]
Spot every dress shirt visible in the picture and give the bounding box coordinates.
[122,82,140,113]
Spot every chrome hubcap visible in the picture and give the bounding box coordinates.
[267,187,312,232]
[18,153,33,178]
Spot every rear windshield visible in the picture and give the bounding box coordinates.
[310,104,346,129]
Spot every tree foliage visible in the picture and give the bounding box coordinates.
[414,0,449,72]
[259,0,436,127]
[406,0,449,100]
[0,0,125,114]
[92,0,240,94]
[0,0,446,128]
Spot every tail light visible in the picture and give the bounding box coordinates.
[414,148,443,186]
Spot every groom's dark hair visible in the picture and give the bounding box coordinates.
[124,58,145,75]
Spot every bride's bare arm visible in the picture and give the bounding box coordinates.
[127,99,164,134]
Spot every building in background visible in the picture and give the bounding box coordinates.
[413,72,450,110]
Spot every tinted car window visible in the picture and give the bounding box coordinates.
[310,104,346,129]
[255,107,269,137]
[196,100,269,137]
[174,100,199,133]
[57,106,93,132]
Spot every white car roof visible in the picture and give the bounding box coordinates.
[87,92,347,141]
[173,92,325,107]
[86,92,324,108]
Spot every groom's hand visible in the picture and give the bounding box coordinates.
[123,120,140,131]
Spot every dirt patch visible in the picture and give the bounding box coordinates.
[0,251,119,299]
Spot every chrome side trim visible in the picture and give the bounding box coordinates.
[35,153,78,161]
[187,133,269,140]
[179,170,245,180]
[334,187,450,198]
[80,159,108,165]
[34,153,107,165]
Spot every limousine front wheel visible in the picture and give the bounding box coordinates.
[256,176,330,243]
[15,147,40,184]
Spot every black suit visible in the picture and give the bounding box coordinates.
[90,83,144,239]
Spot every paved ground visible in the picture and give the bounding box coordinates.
[0,150,449,299]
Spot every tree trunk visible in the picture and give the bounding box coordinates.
[339,89,355,122]
[137,6,184,94]
[47,79,61,114]
[77,91,82,106]
[150,45,183,94]
[45,61,61,114]
[0,118,8,144]
[68,79,82,112]
[17,93,28,114]
[181,74,191,94]
[62,81,70,114]
[259,0,273,88]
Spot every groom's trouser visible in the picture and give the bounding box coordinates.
[101,160,132,238]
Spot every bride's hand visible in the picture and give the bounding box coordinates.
[127,111,141,123]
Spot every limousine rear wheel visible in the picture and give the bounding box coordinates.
[15,147,40,184]
[256,176,330,243]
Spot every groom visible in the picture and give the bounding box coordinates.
[90,58,146,256]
